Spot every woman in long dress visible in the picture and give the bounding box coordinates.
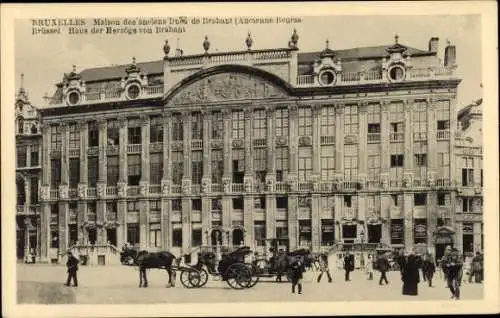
[402,252,420,296]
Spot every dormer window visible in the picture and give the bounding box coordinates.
[126,84,141,100]
[68,91,80,106]
[318,69,336,86]
[388,64,406,82]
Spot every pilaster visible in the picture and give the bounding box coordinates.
[287,195,298,250]
[139,199,148,249]
[403,192,414,251]
[473,223,482,252]
[403,100,414,173]
[380,194,391,244]
[61,123,69,185]
[96,200,106,244]
[427,98,437,171]
[222,196,232,236]
[118,117,128,183]
[244,107,254,185]
[243,196,254,249]
[427,191,438,251]
[77,201,87,244]
[266,194,276,242]
[140,115,150,184]
[380,101,391,171]
[334,195,343,242]
[98,119,107,184]
[335,103,345,172]
[201,197,211,245]
[161,198,170,249]
[181,198,191,253]
[162,113,171,183]
[79,121,88,184]
[266,105,277,185]
[117,200,127,247]
[40,203,50,262]
[41,124,51,186]
[222,109,232,178]
[183,111,192,180]
[311,104,321,182]
[287,104,298,189]
[202,111,211,191]
[358,102,368,174]
[311,194,321,253]
[449,96,458,187]
[58,202,68,258]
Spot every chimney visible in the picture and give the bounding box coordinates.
[428,37,439,54]
[444,41,457,67]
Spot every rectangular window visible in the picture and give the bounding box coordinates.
[192,112,203,140]
[232,149,245,174]
[344,195,352,208]
[192,229,202,247]
[368,123,381,134]
[192,151,203,185]
[462,198,474,213]
[461,157,474,186]
[277,196,288,209]
[390,219,404,245]
[299,220,312,247]
[172,114,184,141]
[438,152,450,180]
[30,176,38,204]
[69,158,80,188]
[344,105,359,135]
[253,109,267,139]
[366,195,381,210]
[298,107,312,136]
[69,123,80,148]
[233,197,244,210]
[150,116,163,143]
[437,192,451,206]
[172,228,182,247]
[127,126,141,145]
[391,194,401,206]
[254,196,266,209]
[232,110,244,139]
[276,108,289,137]
[436,100,450,122]
[390,154,404,167]
[87,157,99,187]
[298,146,312,181]
[211,111,223,139]
[150,153,163,185]
[127,224,139,245]
[321,106,335,137]
[50,125,62,151]
[172,199,182,211]
[88,121,99,147]
[17,146,27,167]
[211,198,222,211]
[149,223,161,248]
[107,156,119,186]
[30,145,39,166]
[414,219,427,244]
[106,120,119,146]
[50,159,61,187]
[412,101,427,137]
[253,148,267,177]
[321,145,335,181]
[344,145,358,181]
[367,104,381,124]
[192,199,202,211]
[414,154,427,167]
[127,154,141,186]
[254,221,266,246]
[414,193,427,206]
[211,150,223,184]
[368,155,381,180]
[276,147,289,182]
[172,151,183,185]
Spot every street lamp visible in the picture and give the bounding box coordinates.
[360,229,365,267]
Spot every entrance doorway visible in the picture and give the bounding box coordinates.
[232,228,244,246]
[211,229,223,246]
[435,244,449,260]
[367,224,382,243]
[107,228,117,246]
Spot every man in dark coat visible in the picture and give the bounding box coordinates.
[402,252,420,296]
[377,253,390,285]
[343,252,355,281]
[472,251,483,283]
[65,251,80,287]
[443,248,463,299]
[421,253,436,287]
[290,256,306,294]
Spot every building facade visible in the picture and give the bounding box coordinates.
[454,99,483,255]
[18,31,474,264]
[15,75,42,261]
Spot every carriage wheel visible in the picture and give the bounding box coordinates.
[197,268,209,288]
[180,270,197,288]
[235,266,254,288]
[243,264,259,288]
[225,264,246,290]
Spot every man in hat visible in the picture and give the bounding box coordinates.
[65,251,80,287]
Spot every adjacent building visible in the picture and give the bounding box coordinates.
[15,31,482,264]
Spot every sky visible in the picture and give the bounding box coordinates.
[14,14,482,109]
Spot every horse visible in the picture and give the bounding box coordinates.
[272,248,315,282]
[120,247,177,288]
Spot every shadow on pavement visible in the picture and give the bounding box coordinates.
[17,281,76,304]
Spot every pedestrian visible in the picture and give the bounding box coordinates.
[290,256,306,294]
[365,254,374,280]
[441,245,452,287]
[377,252,390,285]
[343,251,354,281]
[65,251,80,287]
[443,247,463,300]
[401,251,420,296]
[422,253,436,287]
[316,253,332,283]
[472,251,483,283]
[464,254,473,284]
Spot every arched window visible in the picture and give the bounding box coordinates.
[232,228,244,246]
[18,117,24,134]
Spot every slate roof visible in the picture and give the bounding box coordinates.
[72,44,431,84]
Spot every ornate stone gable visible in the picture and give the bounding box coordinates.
[169,72,287,105]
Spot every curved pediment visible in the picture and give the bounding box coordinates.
[165,65,290,106]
